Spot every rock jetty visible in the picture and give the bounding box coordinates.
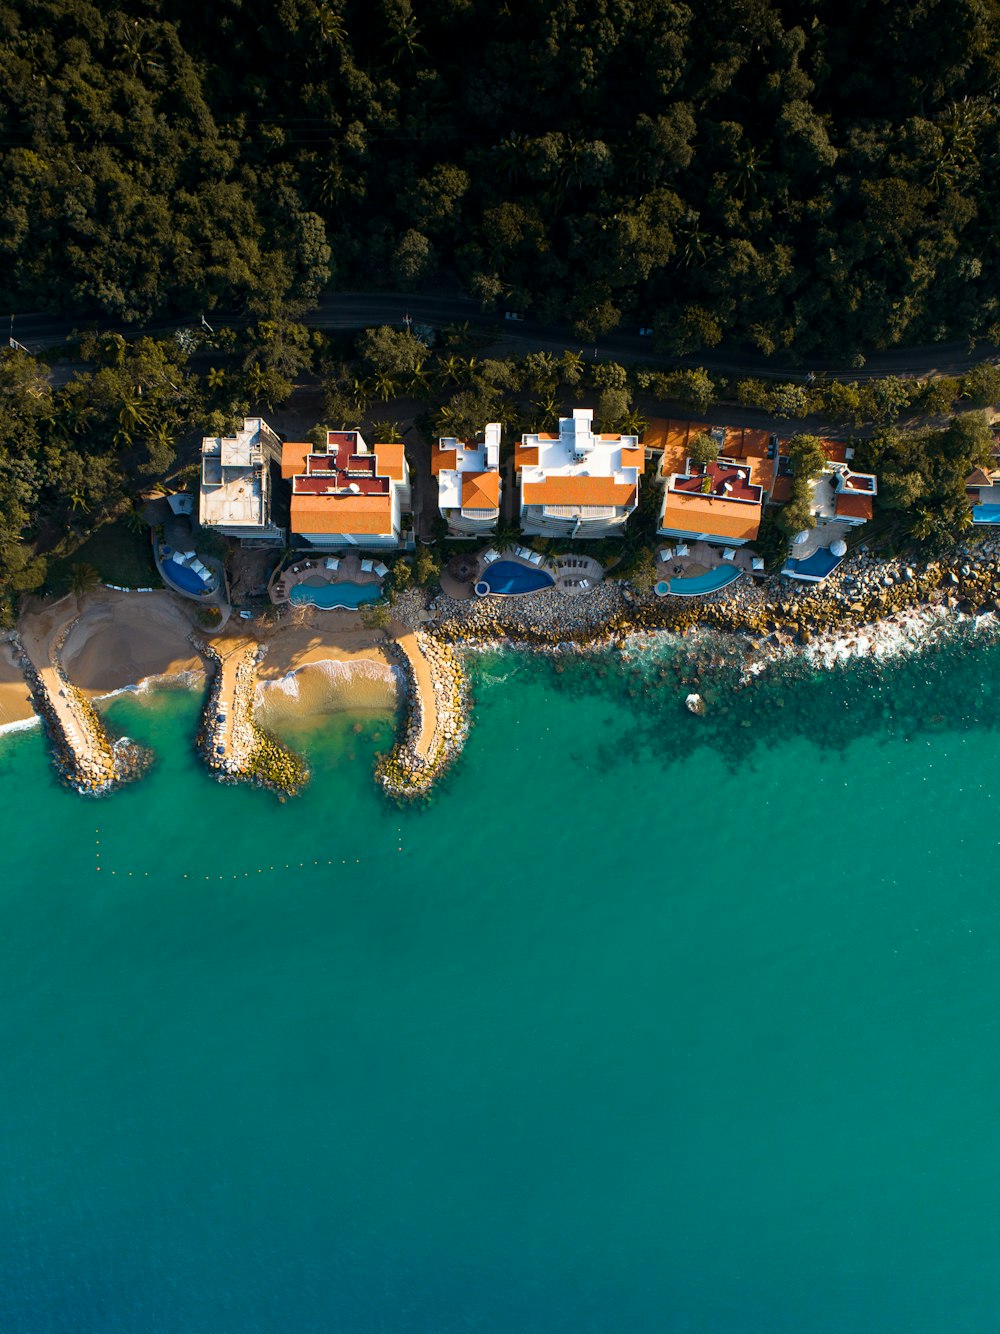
[428,539,1000,660]
[195,638,308,798]
[375,631,469,801]
[14,630,151,795]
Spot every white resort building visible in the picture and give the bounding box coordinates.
[431,423,503,536]
[780,444,878,583]
[281,430,411,550]
[515,409,645,538]
[198,416,285,546]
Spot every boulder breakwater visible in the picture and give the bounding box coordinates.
[375,630,469,801]
[194,637,309,798]
[430,540,1000,660]
[14,627,151,795]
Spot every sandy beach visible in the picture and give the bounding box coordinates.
[0,639,35,727]
[59,591,205,692]
[249,611,400,721]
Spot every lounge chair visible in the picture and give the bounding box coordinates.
[580,579,590,590]
[361,559,374,573]
[659,548,674,562]
[722,547,737,561]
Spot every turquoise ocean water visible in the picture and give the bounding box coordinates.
[2,636,1000,1332]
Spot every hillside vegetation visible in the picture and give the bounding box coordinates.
[2,0,999,356]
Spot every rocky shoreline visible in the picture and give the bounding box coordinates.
[424,539,1000,670]
[194,637,309,798]
[13,630,152,795]
[375,631,470,802]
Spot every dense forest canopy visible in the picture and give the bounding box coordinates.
[1,0,999,355]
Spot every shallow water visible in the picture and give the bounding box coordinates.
[2,641,999,1332]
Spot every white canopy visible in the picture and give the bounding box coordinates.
[830,539,848,557]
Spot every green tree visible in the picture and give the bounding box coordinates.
[357,327,428,379]
[71,563,102,598]
[688,432,719,466]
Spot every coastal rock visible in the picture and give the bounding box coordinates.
[685,692,706,715]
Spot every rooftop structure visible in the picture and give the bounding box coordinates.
[282,431,411,550]
[966,439,1000,525]
[199,416,284,546]
[515,409,644,538]
[778,444,878,583]
[432,423,503,536]
[654,421,776,547]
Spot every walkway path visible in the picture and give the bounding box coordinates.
[17,596,147,791]
[206,637,259,766]
[390,624,438,760]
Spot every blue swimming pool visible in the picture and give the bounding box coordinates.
[972,505,1000,524]
[661,566,743,596]
[164,560,213,595]
[289,580,381,610]
[475,560,555,596]
[782,548,844,582]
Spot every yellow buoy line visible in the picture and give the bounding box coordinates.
[92,828,405,880]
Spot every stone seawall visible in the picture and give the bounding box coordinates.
[430,543,1000,653]
[375,631,469,801]
[13,630,151,795]
[194,637,309,797]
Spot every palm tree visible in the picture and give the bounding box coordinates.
[206,367,227,392]
[493,519,521,550]
[125,505,149,534]
[531,395,560,431]
[730,145,770,199]
[70,563,101,598]
[372,371,398,402]
[559,350,585,385]
[436,355,462,389]
[246,364,271,407]
[385,11,425,63]
[350,376,371,416]
[369,421,403,444]
[620,407,648,438]
[316,1,347,45]
[407,361,432,394]
[492,135,527,186]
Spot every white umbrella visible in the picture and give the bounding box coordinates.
[830,539,848,557]
[793,530,810,545]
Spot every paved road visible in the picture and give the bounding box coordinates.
[10,290,999,382]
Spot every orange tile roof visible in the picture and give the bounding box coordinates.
[640,418,668,449]
[291,492,393,535]
[835,493,873,521]
[374,442,406,481]
[748,454,775,492]
[515,444,539,468]
[823,439,849,464]
[770,475,793,503]
[522,476,636,507]
[431,446,458,475]
[619,447,646,471]
[461,471,500,509]
[281,441,311,480]
[660,494,762,541]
